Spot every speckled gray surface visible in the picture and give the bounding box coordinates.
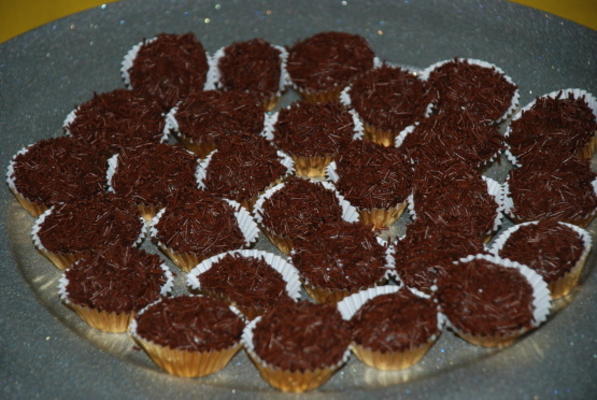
[1,0,596,399]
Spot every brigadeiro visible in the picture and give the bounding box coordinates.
[437,254,550,348]
[504,89,597,166]
[491,220,592,299]
[242,301,351,392]
[121,33,209,110]
[58,244,173,333]
[253,177,359,254]
[207,38,290,111]
[287,31,376,104]
[6,136,108,216]
[130,295,244,378]
[340,64,434,147]
[327,140,412,230]
[187,249,301,319]
[32,193,145,270]
[337,285,442,370]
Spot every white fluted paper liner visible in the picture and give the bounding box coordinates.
[393,125,416,148]
[205,44,290,95]
[31,207,53,253]
[163,105,179,137]
[63,107,79,133]
[325,161,339,183]
[241,316,351,373]
[253,179,359,225]
[349,109,365,140]
[6,145,32,194]
[339,86,352,107]
[260,112,278,140]
[186,249,302,302]
[59,261,174,306]
[503,88,597,167]
[490,221,592,274]
[453,253,551,327]
[420,58,520,124]
[195,149,294,190]
[121,37,157,87]
[376,237,396,280]
[106,153,118,192]
[407,177,503,234]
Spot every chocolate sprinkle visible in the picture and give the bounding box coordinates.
[498,220,584,282]
[11,137,107,207]
[292,221,388,290]
[128,33,209,110]
[218,38,282,102]
[507,92,596,164]
[259,177,344,241]
[335,140,412,209]
[65,245,167,313]
[38,193,143,254]
[427,58,517,122]
[273,102,355,157]
[198,253,292,318]
[287,32,374,92]
[507,157,597,223]
[111,143,198,209]
[350,65,433,132]
[154,188,246,256]
[135,295,244,352]
[438,258,535,337]
[66,89,165,153]
[351,290,439,352]
[252,301,351,371]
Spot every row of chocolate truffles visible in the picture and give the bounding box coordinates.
[55,237,589,392]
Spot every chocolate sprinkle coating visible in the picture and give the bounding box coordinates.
[65,245,167,313]
[401,111,504,169]
[135,296,244,352]
[394,219,486,292]
[111,143,198,208]
[427,59,517,122]
[252,301,351,371]
[128,33,209,110]
[198,253,292,317]
[154,188,246,256]
[273,102,355,157]
[438,258,535,337]
[175,90,265,145]
[11,137,107,207]
[335,140,412,209]
[350,65,433,132]
[412,160,498,238]
[292,221,388,290]
[351,290,439,352]
[507,157,597,223]
[38,193,143,254]
[507,93,596,164]
[218,38,282,102]
[498,220,584,283]
[259,177,343,241]
[202,134,287,204]
[287,32,374,92]
[66,89,165,153]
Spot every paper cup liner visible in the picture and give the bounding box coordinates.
[134,336,241,378]
[303,285,359,304]
[187,249,302,319]
[264,232,294,255]
[37,249,81,270]
[241,317,350,393]
[359,201,407,230]
[178,135,217,159]
[364,122,398,147]
[68,303,133,333]
[6,145,49,217]
[444,254,551,348]
[12,191,47,217]
[297,86,344,104]
[491,221,592,299]
[263,95,280,112]
[157,246,202,272]
[292,154,334,178]
[138,204,158,222]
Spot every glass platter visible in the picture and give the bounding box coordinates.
[1,0,595,398]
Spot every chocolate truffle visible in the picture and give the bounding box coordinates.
[292,221,389,303]
[64,89,166,153]
[123,33,209,110]
[423,58,518,123]
[506,90,597,165]
[109,143,198,218]
[287,31,375,103]
[7,136,108,216]
[505,157,597,226]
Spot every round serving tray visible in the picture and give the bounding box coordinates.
[1,0,595,399]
